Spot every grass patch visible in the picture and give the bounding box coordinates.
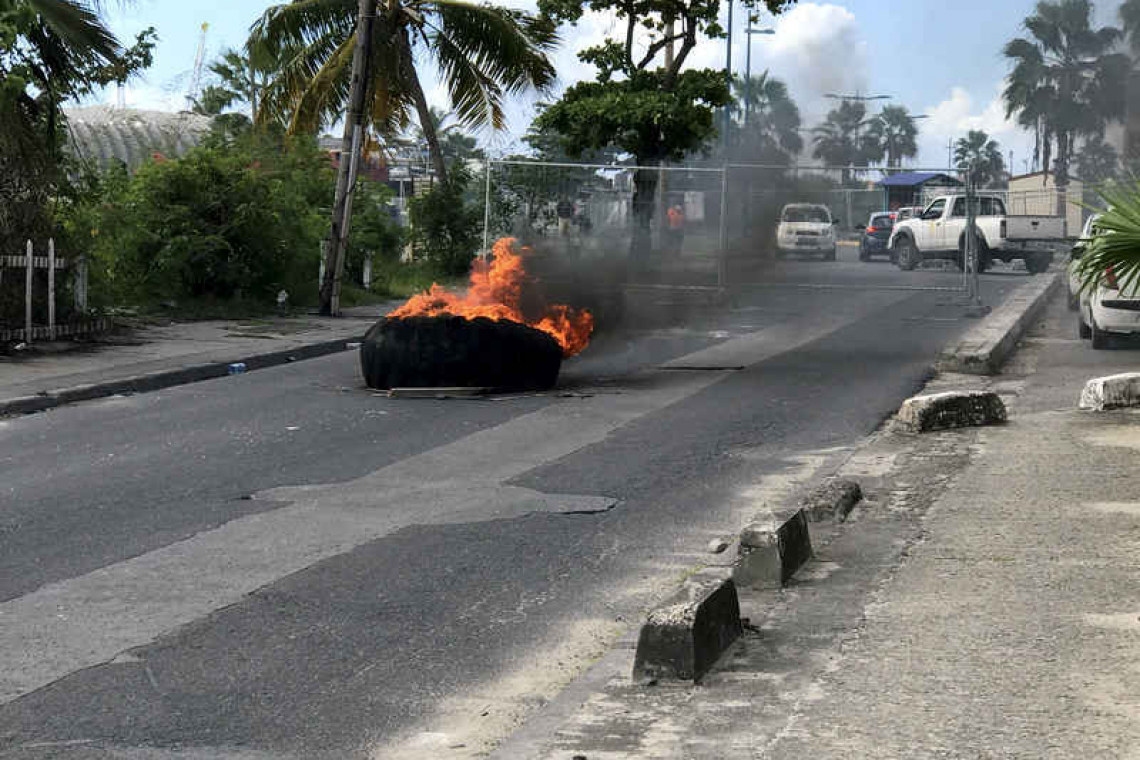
[370,260,465,299]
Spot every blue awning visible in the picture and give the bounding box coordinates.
[878,172,962,188]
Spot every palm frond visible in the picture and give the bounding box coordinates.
[1077,180,1140,294]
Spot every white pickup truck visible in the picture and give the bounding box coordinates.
[889,194,1062,274]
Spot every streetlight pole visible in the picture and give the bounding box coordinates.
[744,20,774,128]
[722,0,734,157]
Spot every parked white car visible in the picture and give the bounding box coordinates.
[776,204,837,261]
[1076,214,1140,349]
[1068,213,1100,310]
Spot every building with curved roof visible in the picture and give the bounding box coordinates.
[63,106,213,172]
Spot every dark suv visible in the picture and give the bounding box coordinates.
[859,212,896,262]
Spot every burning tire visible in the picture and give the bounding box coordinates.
[360,315,563,392]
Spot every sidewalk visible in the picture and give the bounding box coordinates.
[0,304,395,415]
[491,291,1140,758]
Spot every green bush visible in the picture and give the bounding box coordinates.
[408,167,482,276]
[347,180,404,285]
[59,133,333,309]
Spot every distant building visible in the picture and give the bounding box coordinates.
[877,172,963,210]
[318,135,389,183]
[1007,171,1085,237]
[64,106,213,172]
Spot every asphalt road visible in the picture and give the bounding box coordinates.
[0,247,1036,759]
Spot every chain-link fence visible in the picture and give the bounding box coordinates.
[480,160,1075,298]
[481,159,727,288]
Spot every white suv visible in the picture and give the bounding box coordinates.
[776,204,837,261]
[1076,212,1140,349]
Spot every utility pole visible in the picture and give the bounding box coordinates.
[321,0,376,317]
[947,137,954,171]
[722,0,734,157]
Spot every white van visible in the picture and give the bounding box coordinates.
[776,203,837,261]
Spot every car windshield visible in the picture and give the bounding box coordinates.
[870,214,893,228]
[783,207,830,223]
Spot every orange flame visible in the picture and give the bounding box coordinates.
[387,238,595,357]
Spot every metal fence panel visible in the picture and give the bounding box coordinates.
[483,159,726,288]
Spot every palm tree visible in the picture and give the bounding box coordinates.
[1116,0,1140,170]
[249,0,557,185]
[730,71,803,164]
[954,130,1006,188]
[1076,180,1140,294]
[1074,136,1119,184]
[1003,0,1130,191]
[4,0,124,152]
[865,105,919,169]
[812,100,875,185]
[202,48,276,119]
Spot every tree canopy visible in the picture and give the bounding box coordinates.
[249,0,557,184]
[954,130,1006,188]
[1003,0,1130,186]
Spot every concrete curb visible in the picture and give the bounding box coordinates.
[631,570,742,683]
[0,336,364,417]
[938,271,1061,375]
[1079,372,1140,411]
[802,479,863,523]
[897,390,1008,433]
[733,508,815,588]
[629,485,855,685]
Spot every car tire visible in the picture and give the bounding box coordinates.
[1079,311,1092,339]
[858,246,869,262]
[1025,255,1049,275]
[1091,316,1110,349]
[895,238,918,271]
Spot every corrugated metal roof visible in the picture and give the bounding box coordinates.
[878,172,962,187]
[63,106,213,172]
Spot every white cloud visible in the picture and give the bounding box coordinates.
[919,80,1033,170]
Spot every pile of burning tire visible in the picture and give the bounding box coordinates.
[359,238,593,393]
[360,314,563,392]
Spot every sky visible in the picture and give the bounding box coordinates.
[84,0,1133,170]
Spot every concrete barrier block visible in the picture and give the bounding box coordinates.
[632,571,742,683]
[734,509,813,588]
[802,479,863,523]
[897,390,1007,433]
[1080,373,1140,411]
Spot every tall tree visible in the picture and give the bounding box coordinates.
[1116,0,1140,170]
[864,104,919,169]
[249,0,557,186]
[1074,135,1119,184]
[198,47,274,119]
[812,100,875,185]
[730,70,803,164]
[1003,0,1130,193]
[954,130,1006,188]
[535,0,795,258]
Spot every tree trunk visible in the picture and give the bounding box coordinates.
[404,36,448,187]
[1056,130,1070,229]
[629,159,660,271]
[321,0,376,316]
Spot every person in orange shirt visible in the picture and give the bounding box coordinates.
[665,202,685,256]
